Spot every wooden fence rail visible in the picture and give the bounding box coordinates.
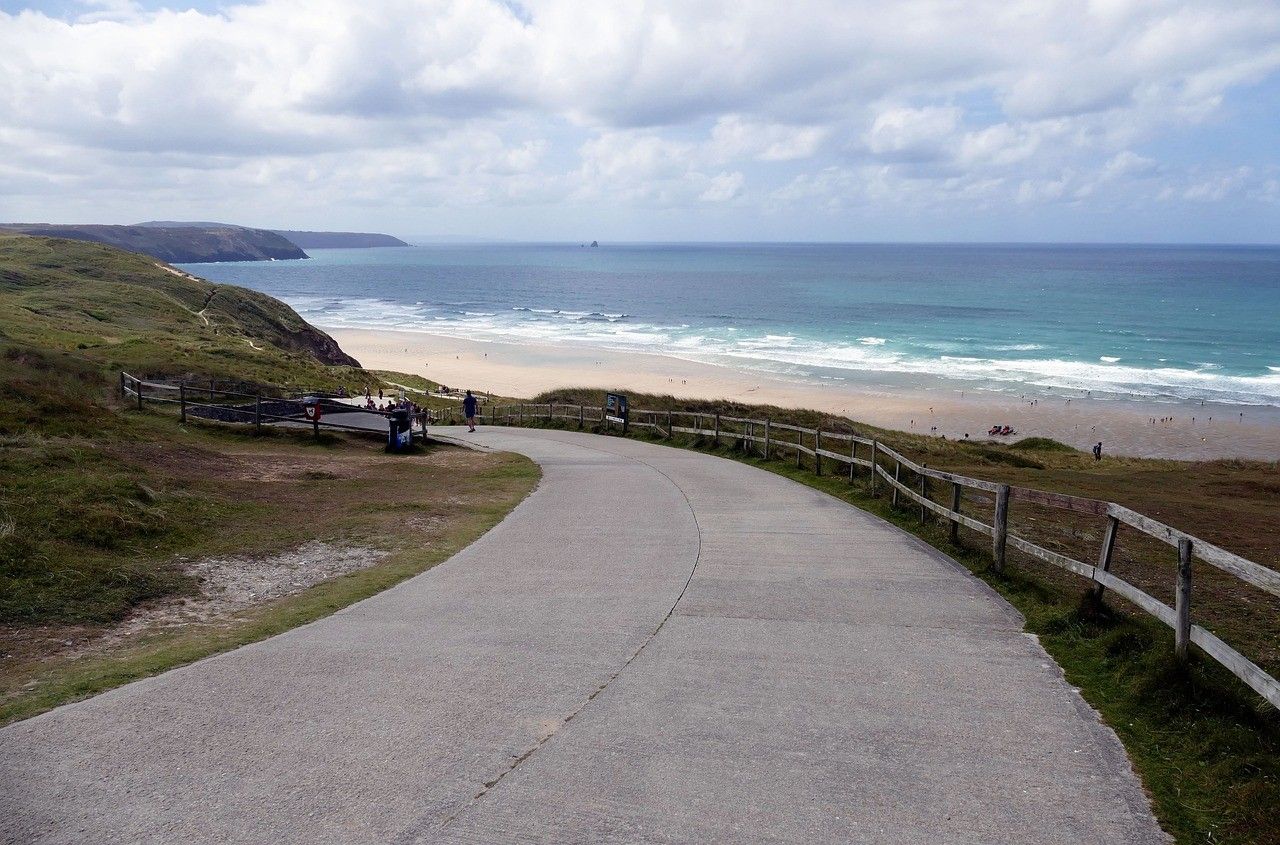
[120,377,1280,711]
[121,373,406,438]
[477,399,1280,711]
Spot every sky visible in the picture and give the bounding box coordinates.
[1,0,1279,243]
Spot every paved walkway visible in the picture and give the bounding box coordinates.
[1,428,1166,844]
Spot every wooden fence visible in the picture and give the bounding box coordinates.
[119,378,1279,712]
[479,401,1280,712]
[120,372,403,437]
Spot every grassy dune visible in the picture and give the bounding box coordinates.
[0,235,539,723]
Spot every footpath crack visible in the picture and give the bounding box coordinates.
[422,435,704,838]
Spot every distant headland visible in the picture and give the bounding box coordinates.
[0,220,408,264]
[139,222,409,249]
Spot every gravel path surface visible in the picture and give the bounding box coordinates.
[0,427,1166,844]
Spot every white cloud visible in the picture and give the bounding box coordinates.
[863,106,961,159]
[0,0,1277,236]
[700,171,745,202]
[709,116,827,162]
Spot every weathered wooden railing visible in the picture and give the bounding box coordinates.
[119,372,406,437]
[480,402,1280,711]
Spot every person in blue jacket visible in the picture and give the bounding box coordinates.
[463,389,478,432]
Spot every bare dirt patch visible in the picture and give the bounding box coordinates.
[110,541,388,638]
[2,426,538,724]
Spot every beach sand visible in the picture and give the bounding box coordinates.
[330,328,1280,462]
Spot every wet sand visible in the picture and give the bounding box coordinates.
[330,328,1280,462]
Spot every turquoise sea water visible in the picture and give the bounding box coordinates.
[182,243,1280,407]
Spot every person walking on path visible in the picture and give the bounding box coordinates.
[1093,442,1103,461]
[463,390,478,433]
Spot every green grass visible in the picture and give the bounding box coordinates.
[0,451,538,725]
[1011,436,1079,452]
[0,234,543,724]
[0,233,367,390]
[506,413,1280,845]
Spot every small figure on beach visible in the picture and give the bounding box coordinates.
[464,389,478,433]
[1093,442,1103,461]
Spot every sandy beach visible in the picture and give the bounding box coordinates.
[330,328,1280,462]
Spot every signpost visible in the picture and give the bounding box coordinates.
[605,392,629,433]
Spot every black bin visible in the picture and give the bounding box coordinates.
[387,408,413,451]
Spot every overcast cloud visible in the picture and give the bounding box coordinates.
[1,0,1278,241]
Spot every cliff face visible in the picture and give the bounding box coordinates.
[135,221,408,250]
[0,224,308,263]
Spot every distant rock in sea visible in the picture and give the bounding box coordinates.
[0,223,307,263]
[590,240,599,247]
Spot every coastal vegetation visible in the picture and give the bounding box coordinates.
[3,232,1276,841]
[528,386,1279,845]
[0,223,307,263]
[0,234,538,724]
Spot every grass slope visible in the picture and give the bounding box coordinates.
[0,224,306,263]
[0,234,538,723]
[0,233,358,385]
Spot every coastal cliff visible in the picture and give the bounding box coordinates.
[0,223,308,264]
[272,230,408,248]
[0,233,358,370]
[137,221,408,250]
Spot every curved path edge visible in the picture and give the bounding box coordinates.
[1,427,1167,845]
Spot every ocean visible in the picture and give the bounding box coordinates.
[181,243,1280,408]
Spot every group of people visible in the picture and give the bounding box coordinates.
[360,386,429,425]
[358,385,480,433]
[987,424,1017,436]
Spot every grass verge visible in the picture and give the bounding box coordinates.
[0,433,539,726]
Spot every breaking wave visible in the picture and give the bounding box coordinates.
[287,294,1280,407]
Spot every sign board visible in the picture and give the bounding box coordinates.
[605,392,629,424]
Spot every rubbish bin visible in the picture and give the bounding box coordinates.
[388,407,413,451]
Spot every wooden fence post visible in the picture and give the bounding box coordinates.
[255,394,263,433]
[578,404,584,429]
[891,462,901,508]
[919,465,928,525]
[1175,538,1193,663]
[1090,516,1119,600]
[667,410,673,438]
[137,378,144,411]
[849,440,857,480]
[209,378,215,401]
[763,419,771,460]
[119,371,126,399]
[870,441,878,495]
[548,402,554,422]
[992,484,1010,573]
[815,429,822,476]
[519,404,524,426]
[949,482,962,544]
[714,413,720,446]
[796,430,803,468]
[179,383,187,423]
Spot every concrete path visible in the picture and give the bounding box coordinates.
[1,428,1166,844]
